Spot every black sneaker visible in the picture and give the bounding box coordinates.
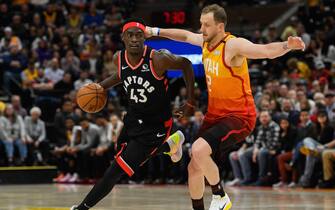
[319,180,335,189]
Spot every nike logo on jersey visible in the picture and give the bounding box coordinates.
[156,133,166,138]
[122,65,129,70]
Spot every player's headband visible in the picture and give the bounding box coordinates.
[122,22,146,33]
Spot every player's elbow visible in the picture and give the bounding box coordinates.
[180,57,193,69]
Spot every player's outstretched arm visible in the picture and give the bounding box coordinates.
[99,51,122,89]
[226,36,305,61]
[146,26,203,47]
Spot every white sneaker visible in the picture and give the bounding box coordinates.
[59,173,72,183]
[68,173,79,183]
[70,205,78,210]
[288,182,297,188]
[164,130,185,163]
[225,178,241,187]
[272,181,287,188]
[209,194,232,210]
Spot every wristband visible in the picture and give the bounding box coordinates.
[152,27,160,36]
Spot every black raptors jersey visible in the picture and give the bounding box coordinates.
[118,46,171,128]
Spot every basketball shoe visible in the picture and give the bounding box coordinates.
[164,130,185,162]
[70,205,78,210]
[209,194,232,210]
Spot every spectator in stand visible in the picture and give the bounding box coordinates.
[54,100,80,146]
[61,49,81,78]
[35,39,52,66]
[32,68,54,91]
[0,4,11,29]
[0,27,22,52]
[74,71,92,90]
[319,143,335,188]
[109,114,123,148]
[92,114,114,178]
[0,104,26,166]
[53,117,82,183]
[102,50,115,79]
[11,95,27,117]
[21,60,39,90]
[53,73,74,98]
[83,3,104,27]
[272,116,298,188]
[227,134,255,186]
[240,110,280,186]
[11,14,26,40]
[66,6,83,37]
[2,44,28,94]
[174,87,187,109]
[67,117,99,182]
[324,91,335,123]
[24,107,48,165]
[44,57,64,84]
[299,110,334,187]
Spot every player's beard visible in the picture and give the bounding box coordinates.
[204,33,215,43]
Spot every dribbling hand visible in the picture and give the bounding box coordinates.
[174,102,195,119]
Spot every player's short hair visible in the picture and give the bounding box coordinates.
[202,4,227,26]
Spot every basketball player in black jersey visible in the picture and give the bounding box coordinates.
[71,18,195,210]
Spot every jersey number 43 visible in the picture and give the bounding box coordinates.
[130,88,147,103]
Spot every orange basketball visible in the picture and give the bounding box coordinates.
[76,83,107,113]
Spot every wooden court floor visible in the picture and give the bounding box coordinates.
[1,184,335,210]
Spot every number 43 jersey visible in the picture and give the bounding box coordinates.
[118,46,172,125]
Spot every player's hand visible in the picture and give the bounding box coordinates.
[252,148,259,163]
[174,101,195,119]
[287,36,305,51]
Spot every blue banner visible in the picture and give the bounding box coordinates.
[145,39,204,78]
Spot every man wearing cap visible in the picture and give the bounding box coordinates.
[0,26,22,52]
[71,18,195,210]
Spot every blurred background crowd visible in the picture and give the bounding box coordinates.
[0,0,335,189]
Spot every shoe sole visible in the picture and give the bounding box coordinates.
[224,201,232,210]
[171,131,185,163]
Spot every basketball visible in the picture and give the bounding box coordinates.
[76,83,107,113]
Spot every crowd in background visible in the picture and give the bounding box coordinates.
[0,0,335,188]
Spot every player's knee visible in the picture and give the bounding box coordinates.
[191,139,211,161]
[188,161,201,175]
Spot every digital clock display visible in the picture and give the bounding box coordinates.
[151,10,189,27]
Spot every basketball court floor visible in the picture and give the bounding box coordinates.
[1,184,335,210]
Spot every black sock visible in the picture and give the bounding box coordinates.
[192,198,204,210]
[211,181,225,197]
[77,161,124,210]
[157,142,171,154]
